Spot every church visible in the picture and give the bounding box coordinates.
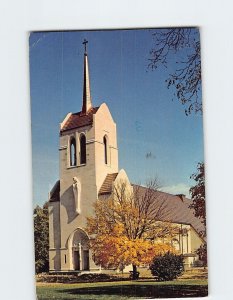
[48,41,205,273]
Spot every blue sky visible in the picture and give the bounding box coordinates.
[29,29,204,206]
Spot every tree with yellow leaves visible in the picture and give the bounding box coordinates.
[86,179,178,279]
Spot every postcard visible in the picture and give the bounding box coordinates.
[30,28,207,299]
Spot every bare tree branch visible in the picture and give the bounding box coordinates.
[148,28,202,115]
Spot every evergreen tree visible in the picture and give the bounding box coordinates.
[34,202,49,274]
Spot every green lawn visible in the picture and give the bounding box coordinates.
[37,279,208,299]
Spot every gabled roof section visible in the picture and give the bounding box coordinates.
[133,185,205,237]
[49,180,60,202]
[60,106,99,133]
[98,173,118,195]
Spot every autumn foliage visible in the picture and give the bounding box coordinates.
[89,225,173,269]
[86,180,177,277]
[189,162,207,266]
[189,162,206,231]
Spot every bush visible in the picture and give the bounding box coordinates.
[35,259,49,274]
[77,273,112,282]
[36,273,119,283]
[150,252,184,281]
[196,243,207,267]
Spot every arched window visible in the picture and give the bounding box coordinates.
[70,137,76,166]
[80,134,86,164]
[103,135,108,164]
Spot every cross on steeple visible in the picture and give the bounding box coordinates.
[82,39,88,54]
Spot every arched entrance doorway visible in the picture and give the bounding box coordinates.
[69,228,90,271]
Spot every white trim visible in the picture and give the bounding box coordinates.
[67,228,90,271]
[49,247,68,251]
[67,165,77,169]
[110,145,118,150]
[60,112,72,130]
[59,145,67,151]
[68,135,77,167]
[86,139,95,144]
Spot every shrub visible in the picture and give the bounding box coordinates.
[150,252,184,281]
[77,273,112,282]
[35,259,49,274]
[36,273,118,283]
[196,243,207,267]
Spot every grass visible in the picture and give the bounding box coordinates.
[36,279,208,299]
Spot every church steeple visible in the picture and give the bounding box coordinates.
[82,39,92,114]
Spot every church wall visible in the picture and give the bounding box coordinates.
[49,250,61,271]
[180,224,190,254]
[182,227,204,268]
[48,201,61,270]
[59,248,70,270]
[93,103,119,193]
[172,224,203,257]
[189,227,204,253]
[48,201,61,249]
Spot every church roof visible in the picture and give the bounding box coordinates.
[49,180,60,202]
[98,173,118,195]
[60,106,99,133]
[133,185,205,237]
[98,174,205,237]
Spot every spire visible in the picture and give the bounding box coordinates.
[82,39,92,114]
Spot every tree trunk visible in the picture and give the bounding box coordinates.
[132,264,138,280]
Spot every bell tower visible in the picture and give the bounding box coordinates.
[48,40,119,271]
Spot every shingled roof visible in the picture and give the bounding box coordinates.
[133,185,205,237]
[60,107,99,133]
[49,180,60,202]
[98,173,118,195]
